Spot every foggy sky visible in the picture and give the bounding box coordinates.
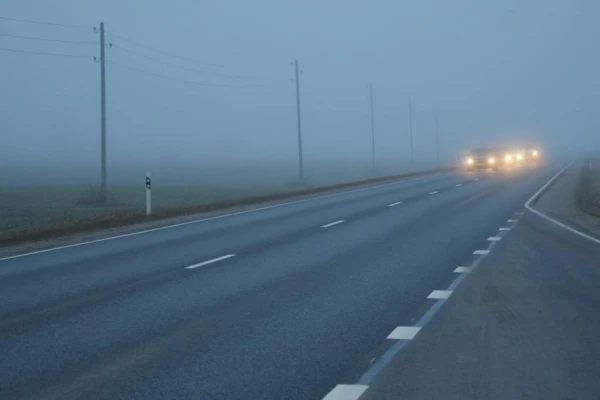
[1,0,599,171]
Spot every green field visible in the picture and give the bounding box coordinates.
[0,160,437,238]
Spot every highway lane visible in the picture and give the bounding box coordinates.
[0,165,561,400]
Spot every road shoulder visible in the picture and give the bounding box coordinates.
[361,214,600,399]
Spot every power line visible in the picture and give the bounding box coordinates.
[107,61,264,89]
[0,16,88,29]
[0,46,93,59]
[109,32,222,68]
[112,43,254,80]
[0,32,97,45]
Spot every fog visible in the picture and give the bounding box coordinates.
[2,0,600,182]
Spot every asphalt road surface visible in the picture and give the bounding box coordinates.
[0,164,563,400]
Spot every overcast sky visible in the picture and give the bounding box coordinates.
[1,0,599,171]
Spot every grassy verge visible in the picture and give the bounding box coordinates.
[0,167,452,246]
[576,157,600,218]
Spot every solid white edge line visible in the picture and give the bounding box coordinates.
[387,201,403,207]
[0,172,451,261]
[524,160,600,245]
[473,249,490,255]
[429,191,439,195]
[322,384,369,400]
[185,254,236,269]
[428,290,452,299]
[487,237,501,241]
[387,326,421,340]
[322,220,345,228]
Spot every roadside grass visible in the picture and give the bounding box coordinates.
[0,161,440,243]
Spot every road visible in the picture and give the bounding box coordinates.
[0,164,562,400]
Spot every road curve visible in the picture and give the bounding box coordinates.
[0,164,562,400]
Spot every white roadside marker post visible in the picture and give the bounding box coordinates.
[146,172,152,215]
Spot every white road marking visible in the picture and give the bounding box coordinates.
[429,191,439,195]
[525,161,600,246]
[488,237,501,241]
[515,212,524,216]
[185,254,236,269]
[507,219,517,222]
[322,384,369,400]
[454,266,471,273]
[473,249,490,255]
[387,326,421,340]
[322,220,345,228]
[474,178,480,181]
[428,290,452,299]
[499,227,511,231]
[0,172,450,261]
[455,183,463,187]
[387,201,403,207]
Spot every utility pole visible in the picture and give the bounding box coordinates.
[369,83,376,171]
[435,115,440,166]
[294,60,304,184]
[408,96,414,165]
[99,22,107,202]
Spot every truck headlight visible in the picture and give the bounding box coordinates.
[488,157,495,164]
[466,158,474,165]
[505,154,512,162]
[516,153,523,161]
[532,150,538,157]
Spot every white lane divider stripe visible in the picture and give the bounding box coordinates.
[507,219,517,222]
[387,201,403,207]
[454,266,470,273]
[499,227,511,231]
[185,254,236,269]
[428,290,452,299]
[473,249,490,255]
[429,191,439,195]
[455,183,463,187]
[515,212,524,216]
[322,384,369,400]
[474,178,480,181]
[487,237,501,241]
[322,220,345,228]
[387,326,421,340]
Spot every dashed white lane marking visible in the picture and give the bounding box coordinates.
[428,290,452,299]
[387,201,403,207]
[455,183,463,187]
[322,220,345,228]
[0,172,450,261]
[322,384,369,400]
[429,191,439,195]
[499,227,511,231]
[488,237,501,241]
[185,254,236,269]
[515,212,524,216]
[454,266,471,273]
[507,219,517,222]
[473,249,490,255]
[387,326,421,340]
[474,178,480,181]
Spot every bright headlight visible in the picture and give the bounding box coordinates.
[505,154,512,162]
[516,153,523,161]
[466,158,474,165]
[488,157,495,164]
[532,150,538,156]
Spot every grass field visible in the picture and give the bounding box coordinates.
[0,160,439,238]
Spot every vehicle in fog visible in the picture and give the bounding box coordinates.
[520,144,540,166]
[465,148,497,171]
